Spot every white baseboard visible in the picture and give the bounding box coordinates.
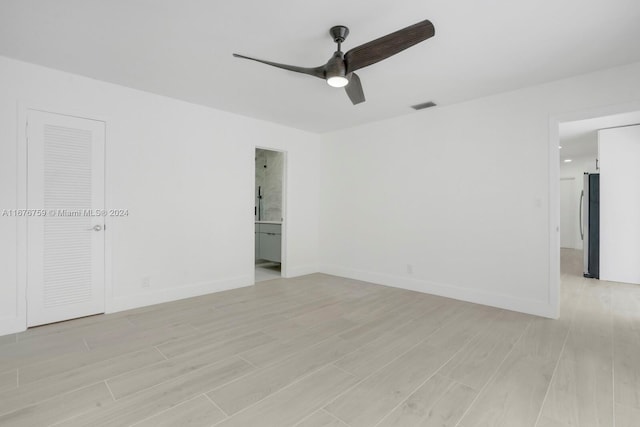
[320,265,558,319]
[285,264,319,278]
[108,275,254,313]
[0,316,26,337]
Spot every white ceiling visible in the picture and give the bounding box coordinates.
[1,0,640,133]
[559,111,640,160]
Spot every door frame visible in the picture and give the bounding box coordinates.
[17,103,112,331]
[253,145,288,280]
[548,100,640,319]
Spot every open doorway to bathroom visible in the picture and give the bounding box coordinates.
[255,148,285,282]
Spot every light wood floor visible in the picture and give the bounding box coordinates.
[0,250,638,426]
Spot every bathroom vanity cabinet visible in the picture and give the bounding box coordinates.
[255,222,281,263]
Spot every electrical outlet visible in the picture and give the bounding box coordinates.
[406,264,413,274]
[141,276,151,288]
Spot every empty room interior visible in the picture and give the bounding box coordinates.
[1,1,640,426]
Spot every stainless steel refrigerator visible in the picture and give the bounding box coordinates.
[581,173,599,279]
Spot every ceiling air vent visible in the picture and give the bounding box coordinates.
[411,101,437,110]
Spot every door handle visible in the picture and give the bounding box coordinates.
[88,225,103,232]
[579,190,584,240]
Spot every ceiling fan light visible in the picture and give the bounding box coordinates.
[327,76,349,88]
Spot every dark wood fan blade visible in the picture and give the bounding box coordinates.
[344,20,435,73]
[345,73,365,105]
[233,54,325,79]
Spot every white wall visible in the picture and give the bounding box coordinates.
[599,125,640,284]
[320,61,640,318]
[0,56,320,335]
[559,155,598,249]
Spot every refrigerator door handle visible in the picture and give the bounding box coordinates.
[579,190,584,240]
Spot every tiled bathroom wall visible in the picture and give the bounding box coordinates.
[255,149,283,221]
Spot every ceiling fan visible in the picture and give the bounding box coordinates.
[233,19,435,105]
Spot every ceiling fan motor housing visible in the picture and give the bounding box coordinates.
[325,51,347,80]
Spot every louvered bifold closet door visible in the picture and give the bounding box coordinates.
[27,110,106,327]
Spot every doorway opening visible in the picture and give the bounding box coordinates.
[254,148,285,282]
[554,107,640,307]
[558,122,599,281]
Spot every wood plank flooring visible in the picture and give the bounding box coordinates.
[0,249,637,426]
